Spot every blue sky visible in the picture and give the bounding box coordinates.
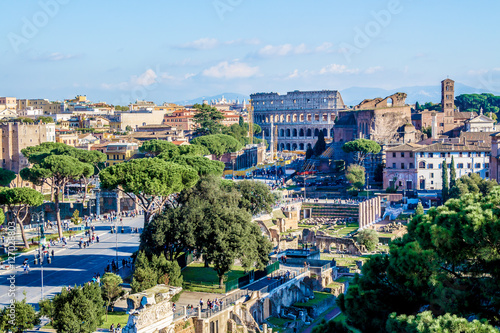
[1,0,500,105]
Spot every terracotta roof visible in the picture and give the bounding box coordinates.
[385,143,424,152]
[459,131,495,143]
[416,142,490,152]
[454,111,477,119]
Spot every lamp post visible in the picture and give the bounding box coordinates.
[31,210,45,300]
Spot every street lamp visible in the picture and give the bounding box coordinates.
[31,210,45,301]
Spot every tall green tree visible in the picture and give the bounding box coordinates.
[40,282,105,333]
[178,144,210,156]
[168,155,225,178]
[449,156,457,189]
[131,251,183,293]
[0,297,40,333]
[191,134,243,158]
[357,228,379,252]
[21,154,92,238]
[140,139,179,158]
[99,158,199,225]
[101,273,123,320]
[313,130,327,156]
[415,202,424,216]
[192,103,225,136]
[338,188,500,331]
[346,164,365,192]
[0,188,44,249]
[342,139,381,165]
[0,169,16,187]
[441,159,449,202]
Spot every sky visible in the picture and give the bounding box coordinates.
[1,0,500,105]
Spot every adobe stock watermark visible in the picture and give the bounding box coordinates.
[5,220,17,326]
[7,0,71,54]
[340,0,404,63]
[212,0,244,21]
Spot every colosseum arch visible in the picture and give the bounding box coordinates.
[307,114,312,121]
[293,114,298,122]
[322,128,327,136]
[300,114,305,122]
[286,129,291,137]
[299,143,304,150]
[280,114,285,123]
[299,128,304,137]
[292,128,297,137]
[314,114,320,121]
[286,143,291,150]
[314,128,320,137]
[330,128,334,137]
[307,128,312,137]
[280,129,284,137]
[280,143,285,151]
[307,143,312,149]
[292,143,297,150]
[286,114,291,122]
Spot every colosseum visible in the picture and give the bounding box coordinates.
[250,90,348,151]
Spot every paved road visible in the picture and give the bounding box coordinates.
[0,215,143,307]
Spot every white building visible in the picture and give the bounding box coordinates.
[384,140,491,191]
[464,113,496,132]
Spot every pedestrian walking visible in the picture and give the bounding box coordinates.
[51,250,55,258]
[199,298,203,310]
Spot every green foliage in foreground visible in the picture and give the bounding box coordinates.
[337,187,500,332]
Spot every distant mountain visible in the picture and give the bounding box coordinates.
[340,83,500,107]
[174,93,249,106]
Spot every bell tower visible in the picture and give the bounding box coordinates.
[441,78,455,132]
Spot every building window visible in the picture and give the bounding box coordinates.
[410,152,413,157]
[486,171,490,178]
[459,152,463,157]
[428,164,434,169]
[475,163,481,168]
[409,163,414,168]
[429,153,433,158]
[447,152,451,157]
[392,163,396,168]
[401,163,405,169]
[431,181,434,184]
[457,163,464,168]
[447,163,451,168]
[401,152,405,157]
[431,173,434,178]
[485,163,489,168]
[420,152,424,157]
[392,152,396,157]
[468,152,471,157]
[419,161,426,168]
[440,153,445,158]
[468,163,471,168]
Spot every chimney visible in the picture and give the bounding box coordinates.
[431,112,437,138]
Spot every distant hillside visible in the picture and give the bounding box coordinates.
[341,83,500,107]
[174,93,249,106]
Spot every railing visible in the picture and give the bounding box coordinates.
[173,307,185,321]
[199,289,251,319]
[321,262,332,272]
[258,268,308,294]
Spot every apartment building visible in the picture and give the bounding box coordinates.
[384,140,490,191]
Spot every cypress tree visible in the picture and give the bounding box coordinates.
[449,156,457,189]
[442,159,449,202]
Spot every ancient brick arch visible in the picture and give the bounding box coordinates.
[302,229,363,255]
[354,92,408,110]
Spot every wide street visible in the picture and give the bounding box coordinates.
[0,214,143,308]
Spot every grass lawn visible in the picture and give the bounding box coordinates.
[294,292,334,307]
[182,263,248,293]
[266,316,295,333]
[100,311,129,329]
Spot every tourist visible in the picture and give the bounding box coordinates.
[199,298,203,310]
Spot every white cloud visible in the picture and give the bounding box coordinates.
[365,66,383,74]
[315,42,334,52]
[179,38,261,50]
[287,69,300,79]
[131,69,158,86]
[258,44,294,57]
[102,69,167,90]
[320,64,359,75]
[180,38,219,50]
[202,61,259,79]
[34,52,80,61]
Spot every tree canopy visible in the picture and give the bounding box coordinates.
[0,297,40,333]
[342,139,381,165]
[192,103,225,136]
[357,228,379,252]
[99,158,199,224]
[0,187,44,249]
[169,155,225,178]
[0,169,16,187]
[338,187,500,331]
[39,282,104,333]
[455,93,500,117]
[139,176,272,287]
[191,134,243,158]
[346,164,365,193]
[140,140,179,158]
[131,251,183,293]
